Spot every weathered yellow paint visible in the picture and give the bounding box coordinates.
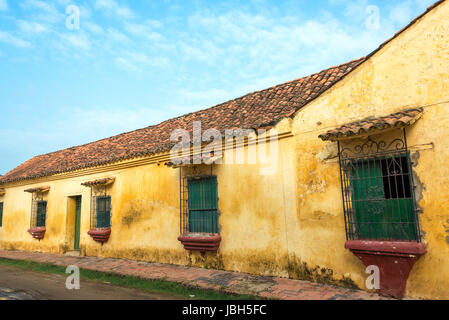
[289,1,449,299]
[0,1,448,299]
[0,137,295,274]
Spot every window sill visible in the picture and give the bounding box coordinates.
[345,240,427,299]
[27,227,46,241]
[177,233,221,254]
[87,227,111,245]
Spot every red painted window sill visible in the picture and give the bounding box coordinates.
[177,234,221,254]
[27,227,46,241]
[88,228,111,245]
[345,240,427,299]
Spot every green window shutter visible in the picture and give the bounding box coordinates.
[351,160,385,239]
[188,177,218,233]
[36,201,47,227]
[350,156,416,240]
[96,196,111,228]
[0,202,3,227]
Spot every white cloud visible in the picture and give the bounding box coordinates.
[115,51,169,72]
[84,22,104,35]
[107,27,130,43]
[388,0,435,28]
[342,0,369,21]
[0,30,32,48]
[389,1,414,27]
[182,9,388,78]
[124,21,164,41]
[0,0,8,11]
[56,106,176,144]
[17,20,48,35]
[127,52,168,67]
[94,0,134,19]
[20,0,64,24]
[59,32,90,50]
[115,57,137,71]
[179,40,220,62]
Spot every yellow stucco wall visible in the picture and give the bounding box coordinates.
[0,1,448,300]
[0,131,295,277]
[288,1,449,299]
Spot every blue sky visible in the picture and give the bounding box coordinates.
[0,0,436,174]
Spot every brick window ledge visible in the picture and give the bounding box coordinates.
[27,227,46,241]
[88,227,111,245]
[345,240,426,299]
[178,233,221,254]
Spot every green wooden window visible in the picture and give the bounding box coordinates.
[36,201,47,227]
[96,196,111,228]
[350,154,417,240]
[188,177,218,233]
[0,202,3,227]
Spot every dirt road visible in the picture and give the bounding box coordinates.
[0,265,182,300]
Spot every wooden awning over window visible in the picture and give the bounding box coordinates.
[318,108,423,142]
[81,177,115,187]
[165,154,223,168]
[24,186,50,193]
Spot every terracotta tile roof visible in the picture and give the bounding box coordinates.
[0,58,364,184]
[81,178,116,187]
[318,108,423,141]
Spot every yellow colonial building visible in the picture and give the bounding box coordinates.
[0,0,448,299]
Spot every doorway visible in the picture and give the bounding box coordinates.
[74,196,82,250]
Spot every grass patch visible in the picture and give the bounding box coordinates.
[0,258,259,300]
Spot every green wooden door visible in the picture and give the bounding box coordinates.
[188,177,218,233]
[350,157,416,240]
[74,197,81,250]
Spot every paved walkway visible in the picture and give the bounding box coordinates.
[0,250,386,300]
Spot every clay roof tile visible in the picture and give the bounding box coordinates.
[318,108,424,141]
[0,58,365,184]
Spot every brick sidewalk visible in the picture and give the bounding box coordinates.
[0,250,387,300]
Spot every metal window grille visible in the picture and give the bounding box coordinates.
[30,192,47,228]
[36,201,47,227]
[96,196,111,228]
[338,128,421,242]
[0,202,3,227]
[180,169,219,235]
[90,186,111,229]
